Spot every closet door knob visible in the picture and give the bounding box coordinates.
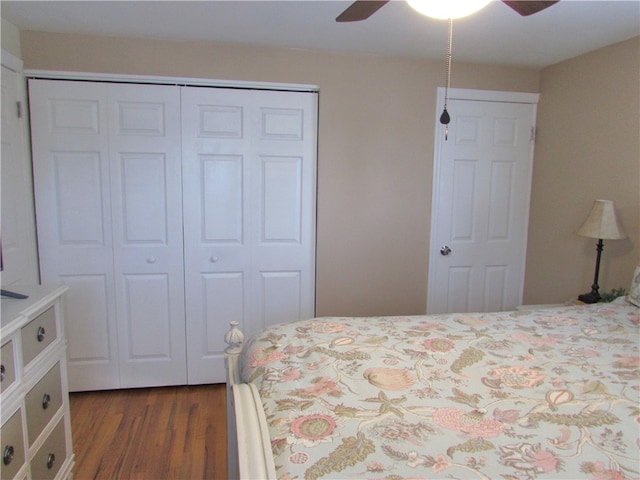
[3,445,14,465]
[42,393,51,409]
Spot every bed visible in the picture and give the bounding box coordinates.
[225,296,639,480]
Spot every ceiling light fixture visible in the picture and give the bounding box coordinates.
[407,0,492,20]
[407,1,492,140]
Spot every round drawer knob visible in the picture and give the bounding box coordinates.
[147,257,157,264]
[210,256,219,263]
[46,453,55,469]
[0,364,5,382]
[42,393,51,410]
[3,445,14,466]
[37,326,46,342]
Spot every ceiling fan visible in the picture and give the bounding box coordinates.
[336,1,559,22]
[336,0,560,140]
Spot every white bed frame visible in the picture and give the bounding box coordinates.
[224,322,277,479]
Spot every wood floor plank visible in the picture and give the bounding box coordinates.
[69,384,228,479]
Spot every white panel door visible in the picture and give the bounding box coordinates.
[30,80,187,390]
[428,89,537,314]
[29,79,120,390]
[1,58,39,287]
[181,87,317,384]
[107,84,187,387]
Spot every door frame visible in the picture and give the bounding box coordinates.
[427,88,539,314]
[24,69,319,93]
[1,50,40,286]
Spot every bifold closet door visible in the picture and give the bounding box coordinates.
[30,79,187,391]
[107,84,186,388]
[181,87,318,384]
[30,80,118,390]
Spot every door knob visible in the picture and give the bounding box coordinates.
[440,245,452,256]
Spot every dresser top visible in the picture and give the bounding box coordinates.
[1,284,69,334]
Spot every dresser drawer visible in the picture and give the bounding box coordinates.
[25,362,62,447]
[1,285,72,480]
[30,419,67,480]
[21,306,57,367]
[1,408,26,479]
[1,339,17,394]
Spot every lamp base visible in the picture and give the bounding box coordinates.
[578,290,601,304]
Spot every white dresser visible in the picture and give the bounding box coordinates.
[1,285,74,480]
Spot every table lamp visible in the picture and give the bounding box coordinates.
[576,199,626,303]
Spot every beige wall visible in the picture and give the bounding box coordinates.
[524,37,640,304]
[19,30,540,316]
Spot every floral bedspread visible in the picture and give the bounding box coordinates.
[241,301,640,480]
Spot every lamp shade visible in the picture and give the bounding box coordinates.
[407,0,492,19]
[577,199,627,240]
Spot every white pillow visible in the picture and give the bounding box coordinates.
[628,264,640,307]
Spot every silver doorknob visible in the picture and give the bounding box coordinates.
[440,245,452,256]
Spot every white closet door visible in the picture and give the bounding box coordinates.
[29,79,120,390]
[1,60,39,286]
[107,84,187,387]
[181,87,317,384]
[30,80,187,390]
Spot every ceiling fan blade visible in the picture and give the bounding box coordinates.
[336,1,391,22]
[502,1,559,16]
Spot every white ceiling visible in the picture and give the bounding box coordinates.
[2,0,639,68]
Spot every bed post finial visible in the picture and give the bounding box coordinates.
[224,320,245,354]
[224,321,245,479]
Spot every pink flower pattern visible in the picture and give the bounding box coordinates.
[489,365,546,389]
[433,407,505,438]
[246,346,285,368]
[293,376,343,398]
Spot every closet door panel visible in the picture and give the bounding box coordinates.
[252,92,317,331]
[61,274,115,391]
[182,86,317,384]
[119,153,168,242]
[200,272,246,361]
[29,79,121,390]
[202,154,244,243]
[260,156,303,243]
[53,152,106,243]
[108,84,186,387]
[258,271,302,329]
[182,87,252,384]
[122,274,172,355]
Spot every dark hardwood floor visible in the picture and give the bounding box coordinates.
[69,384,228,479]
